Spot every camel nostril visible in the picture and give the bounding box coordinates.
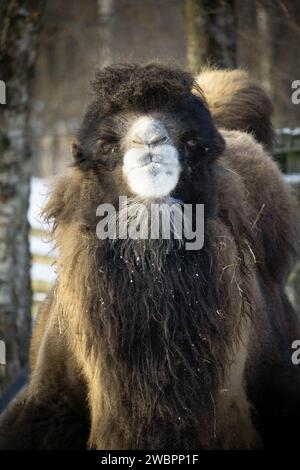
[132,134,168,147]
[149,135,168,146]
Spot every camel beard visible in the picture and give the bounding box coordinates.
[95,196,205,263]
[55,215,253,450]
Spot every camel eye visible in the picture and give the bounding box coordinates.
[185,138,209,153]
[100,142,112,154]
[98,140,117,155]
[92,138,119,164]
[187,139,198,148]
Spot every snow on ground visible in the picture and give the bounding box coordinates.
[31,262,57,282]
[30,235,57,257]
[277,128,300,136]
[29,177,56,287]
[28,177,53,231]
[284,173,300,184]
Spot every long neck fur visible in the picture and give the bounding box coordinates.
[47,167,257,449]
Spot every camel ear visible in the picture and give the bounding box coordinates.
[70,141,85,162]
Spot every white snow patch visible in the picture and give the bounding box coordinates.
[277,128,300,136]
[29,177,57,287]
[31,262,56,282]
[30,236,56,257]
[284,173,300,184]
[28,177,53,231]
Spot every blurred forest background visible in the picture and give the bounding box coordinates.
[0,0,300,401]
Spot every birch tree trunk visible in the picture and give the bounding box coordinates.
[0,0,44,396]
[185,0,237,73]
[97,0,114,67]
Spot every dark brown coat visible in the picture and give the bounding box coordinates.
[0,65,299,449]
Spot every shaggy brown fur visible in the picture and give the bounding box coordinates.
[195,68,274,151]
[0,64,299,450]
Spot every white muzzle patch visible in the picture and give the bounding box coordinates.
[123,117,181,198]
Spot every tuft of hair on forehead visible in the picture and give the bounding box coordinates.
[90,63,202,113]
